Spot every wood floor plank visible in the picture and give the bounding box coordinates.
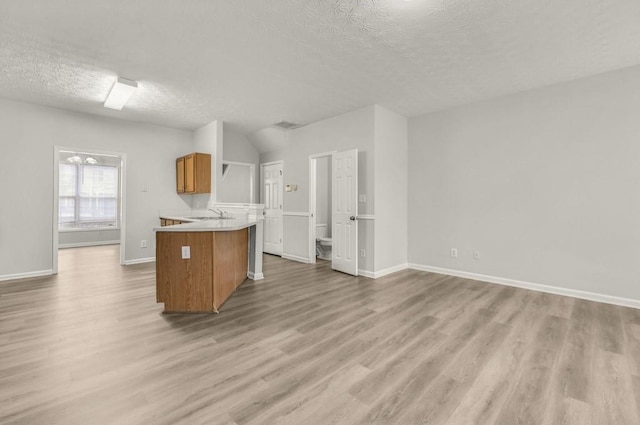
[593,302,625,354]
[493,315,569,425]
[592,349,639,424]
[1,246,640,425]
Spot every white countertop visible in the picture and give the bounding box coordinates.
[154,217,259,232]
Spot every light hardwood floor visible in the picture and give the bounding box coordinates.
[1,245,640,425]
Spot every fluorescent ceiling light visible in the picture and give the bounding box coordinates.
[104,77,138,110]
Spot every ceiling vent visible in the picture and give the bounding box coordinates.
[272,121,300,129]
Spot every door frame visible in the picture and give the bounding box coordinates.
[260,160,284,255]
[308,151,337,264]
[53,146,127,273]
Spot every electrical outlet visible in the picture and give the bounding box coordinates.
[473,251,480,260]
[140,240,147,248]
[450,248,458,258]
[360,249,366,257]
[181,246,190,259]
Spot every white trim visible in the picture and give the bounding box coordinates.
[0,269,54,282]
[123,257,156,265]
[375,263,409,278]
[309,150,339,159]
[283,211,310,217]
[119,154,127,266]
[260,160,284,167]
[309,155,316,264]
[357,263,408,279]
[53,147,60,274]
[282,253,311,264]
[248,271,264,280]
[408,263,640,310]
[358,269,375,278]
[358,214,375,220]
[59,241,120,249]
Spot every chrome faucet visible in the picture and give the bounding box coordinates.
[208,208,225,218]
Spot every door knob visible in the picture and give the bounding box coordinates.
[350,216,356,221]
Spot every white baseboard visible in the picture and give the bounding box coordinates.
[374,263,409,278]
[248,271,264,280]
[282,253,311,264]
[59,241,120,249]
[408,263,640,310]
[123,257,156,265]
[358,263,409,279]
[358,269,375,278]
[0,269,54,282]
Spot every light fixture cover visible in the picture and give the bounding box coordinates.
[104,77,138,110]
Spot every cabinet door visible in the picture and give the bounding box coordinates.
[184,154,195,193]
[176,157,185,193]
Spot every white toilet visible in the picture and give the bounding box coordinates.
[315,224,332,261]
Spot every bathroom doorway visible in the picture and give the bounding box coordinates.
[308,151,335,264]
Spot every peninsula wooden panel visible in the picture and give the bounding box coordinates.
[156,228,248,313]
[212,228,248,310]
[193,153,211,193]
[156,231,213,312]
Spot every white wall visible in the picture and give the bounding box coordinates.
[192,120,223,208]
[260,105,376,272]
[0,98,193,278]
[223,129,260,202]
[408,65,640,302]
[59,229,120,248]
[219,165,253,204]
[374,105,408,273]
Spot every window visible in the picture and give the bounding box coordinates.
[59,163,119,230]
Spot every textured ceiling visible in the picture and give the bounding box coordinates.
[1,0,640,135]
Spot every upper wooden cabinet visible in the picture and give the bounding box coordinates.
[176,153,211,194]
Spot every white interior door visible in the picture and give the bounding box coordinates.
[261,162,283,255]
[332,149,358,275]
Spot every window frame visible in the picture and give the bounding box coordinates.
[58,162,121,232]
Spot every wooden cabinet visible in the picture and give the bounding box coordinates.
[176,157,185,193]
[156,228,249,313]
[160,218,185,226]
[176,153,211,194]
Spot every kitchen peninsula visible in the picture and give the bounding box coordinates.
[154,216,263,313]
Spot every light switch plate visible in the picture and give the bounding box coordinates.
[181,246,190,259]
